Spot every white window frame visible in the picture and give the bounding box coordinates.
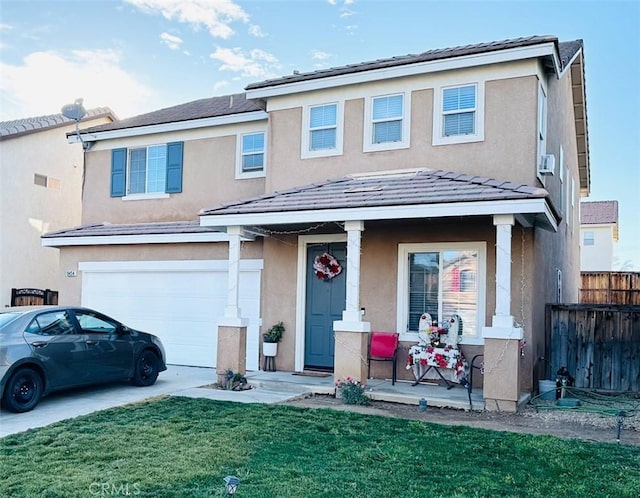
[236,128,267,179]
[301,101,344,159]
[123,143,170,200]
[558,145,565,216]
[536,83,548,180]
[396,242,486,345]
[433,82,484,146]
[363,92,410,152]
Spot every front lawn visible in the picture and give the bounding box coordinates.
[1,397,638,497]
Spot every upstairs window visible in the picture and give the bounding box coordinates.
[373,94,403,143]
[241,133,265,172]
[236,130,266,179]
[128,145,167,194]
[110,142,183,198]
[443,85,476,136]
[302,102,343,159]
[537,84,548,172]
[310,104,337,151]
[433,81,483,146]
[364,93,409,152]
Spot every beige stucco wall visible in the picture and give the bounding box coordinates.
[0,116,111,307]
[81,134,266,224]
[265,68,540,193]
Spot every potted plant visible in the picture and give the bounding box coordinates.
[263,321,285,357]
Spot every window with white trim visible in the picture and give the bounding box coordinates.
[397,243,486,343]
[310,104,336,150]
[443,85,476,136]
[363,93,409,152]
[241,133,264,171]
[302,101,343,158]
[433,82,484,146]
[128,145,167,194]
[559,145,565,216]
[236,131,266,179]
[537,84,547,172]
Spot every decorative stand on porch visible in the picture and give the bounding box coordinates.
[406,345,469,389]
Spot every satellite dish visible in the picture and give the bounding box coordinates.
[61,98,87,121]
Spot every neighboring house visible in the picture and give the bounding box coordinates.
[43,35,589,411]
[580,200,619,271]
[0,108,116,307]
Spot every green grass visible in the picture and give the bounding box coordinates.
[1,397,639,498]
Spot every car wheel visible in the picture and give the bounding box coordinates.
[132,351,159,386]
[2,368,43,413]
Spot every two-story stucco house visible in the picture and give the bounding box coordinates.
[43,35,589,411]
[580,200,618,271]
[0,108,115,307]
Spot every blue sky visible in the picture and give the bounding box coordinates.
[1,0,639,269]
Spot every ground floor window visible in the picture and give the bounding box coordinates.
[397,242,486,344]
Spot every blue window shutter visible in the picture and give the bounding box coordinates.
[166,142,183,193]
[110,148,126,197]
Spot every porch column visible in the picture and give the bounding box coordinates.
[482,214,523,412]
[334,221,371,386]
[217,225,248,384]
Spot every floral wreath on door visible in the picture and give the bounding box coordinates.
[313,253,342,281]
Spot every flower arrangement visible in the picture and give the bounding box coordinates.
[335,376,369,405]
[406,346,467,380]
[313,252,342,281]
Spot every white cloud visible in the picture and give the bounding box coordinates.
[160,32,183,50]
[209,46,280,78]
[312,50,332,61]
[248,24,265,38]
[125,0,249,39]
[0,50,154,120]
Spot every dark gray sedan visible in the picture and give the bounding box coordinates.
[0,306,167,412]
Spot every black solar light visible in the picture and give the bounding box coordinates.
[224,475,240,496]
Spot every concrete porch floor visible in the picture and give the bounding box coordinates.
[245,370,485,411]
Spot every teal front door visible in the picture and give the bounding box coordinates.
[304,243,347,370]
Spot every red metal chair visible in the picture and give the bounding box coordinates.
[367,332,400,385]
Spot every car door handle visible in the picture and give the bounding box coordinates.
[31,341,48,348]
[86,340,99,346]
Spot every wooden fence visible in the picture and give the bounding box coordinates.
[545,304,640,392]
[580,272,640,305]
[10,288,59,306]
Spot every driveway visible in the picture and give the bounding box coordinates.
[0,365,216,437]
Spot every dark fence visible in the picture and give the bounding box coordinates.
[545,304,640,392]
[11,288,59,306]
[580,271,640,305]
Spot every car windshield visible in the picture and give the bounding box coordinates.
[0,312,22,329]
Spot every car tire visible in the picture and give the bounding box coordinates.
[132,351,159,386]
[2,367,43,413]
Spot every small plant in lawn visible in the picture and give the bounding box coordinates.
[335,376,369,405]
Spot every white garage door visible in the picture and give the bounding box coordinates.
[79,260,262,370]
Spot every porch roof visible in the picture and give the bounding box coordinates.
[199,168,558,231]
[41,220,252,247]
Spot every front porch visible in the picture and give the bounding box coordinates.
[245,370,489,411]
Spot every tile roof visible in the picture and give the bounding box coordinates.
[42,220,224,239]
[580,201,619,225]
[200,168,549,216]
[246,36,580,90]
[81,93,262,134]
[0,107,115,140]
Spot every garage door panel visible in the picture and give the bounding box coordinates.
[81,261,261,369]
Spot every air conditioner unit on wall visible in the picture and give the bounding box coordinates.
[539,154,556,175]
